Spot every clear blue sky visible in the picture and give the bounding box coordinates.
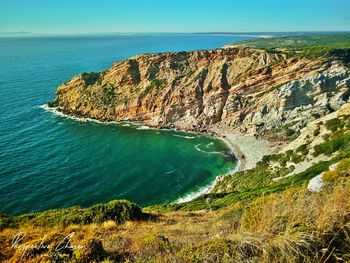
[0,0,349,34]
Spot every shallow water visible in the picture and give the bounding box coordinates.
[0,34,250,215]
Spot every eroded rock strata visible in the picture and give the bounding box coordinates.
[52,47,350,135]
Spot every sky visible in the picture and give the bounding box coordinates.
[0,0,349,34]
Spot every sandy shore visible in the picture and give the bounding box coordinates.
[211,126,273,171]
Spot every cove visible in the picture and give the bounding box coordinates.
[0,34,247,215]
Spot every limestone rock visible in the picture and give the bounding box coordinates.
[52,48,350,135]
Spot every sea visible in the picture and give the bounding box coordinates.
[0,33,255,215]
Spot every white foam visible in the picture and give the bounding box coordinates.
[194,144,224,155]
[39,104,108,124]
[175,184,212,203]
[173,134,196,139]
[174,164,239,204]
[205,142,214,148]
[137,125,151,130]
[174,137,240,204]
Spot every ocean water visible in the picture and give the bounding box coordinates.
[0,34,252,215]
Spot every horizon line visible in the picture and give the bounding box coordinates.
[1,30,350,36]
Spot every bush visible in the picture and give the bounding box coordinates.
[313,133,350,156]
[336,158,350,177]
[285,128,295,137]
[325,118,343,132]
[74,238,107,263]
[0,213,16,230]
[3,200,147,228]
[322,170,339,182]
[291,154,303,163]
[140,78,167,98]
[313,126,321,136]
[177,239,236,262]
[296,144,309,155]
[81,72,101,86]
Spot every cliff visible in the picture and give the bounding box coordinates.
[52,47,349,136]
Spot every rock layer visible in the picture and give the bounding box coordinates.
[53,47,350,134]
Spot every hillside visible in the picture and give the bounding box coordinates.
[1,35,350,262]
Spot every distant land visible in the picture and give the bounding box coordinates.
[0,31,349,37]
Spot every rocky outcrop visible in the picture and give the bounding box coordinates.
[52,47,350,135]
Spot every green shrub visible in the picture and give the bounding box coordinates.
[291,154,303,163]
[140,78,167,98]
[81,72,101,86]
[325,118,343,132]
[313,126,321,136]
[328,48,350,67]
[0,213,16,230]
[177,239,236,262]
[296,144,309,155]
[177,238,262,262]
[336,158,350,176]
[313,133,350,156]
[74,238,107,263]
[285,128,295,137]
[2,200,147,228]
[322,170,339,182]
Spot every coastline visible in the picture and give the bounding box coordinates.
[42,104,271,203]
[205,126,273,194]
[211,126,273,172]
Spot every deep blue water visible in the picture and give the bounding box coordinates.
[0,34,252,215]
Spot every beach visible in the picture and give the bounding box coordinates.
[212,126,273,171]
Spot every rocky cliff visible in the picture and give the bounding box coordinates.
[52,47,350,135]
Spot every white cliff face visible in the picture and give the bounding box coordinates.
[222,62,350,134]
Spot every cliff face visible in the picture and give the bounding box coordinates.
[53,47,350,134]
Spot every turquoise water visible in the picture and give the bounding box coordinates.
[0,34,250,215]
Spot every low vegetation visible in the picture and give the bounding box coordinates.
[140,78,167,98]
[238,34,350,66]
[0,200,148,229]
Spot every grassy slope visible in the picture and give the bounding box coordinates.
[1,35,350,262]
[237,34,350,66]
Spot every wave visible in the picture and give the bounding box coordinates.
[175,184,212,203]
[40,104,144,129]
[194,144,225,155]
[172,134,196,139]
[174,162,239,205]
[39,104,110,124]
[136,125,151,130]
[165,169,176,175]
[205,142,214,148]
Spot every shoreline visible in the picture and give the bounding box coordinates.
[205,126,273,193]
[41,104,270,203]
[211,126,273,172]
